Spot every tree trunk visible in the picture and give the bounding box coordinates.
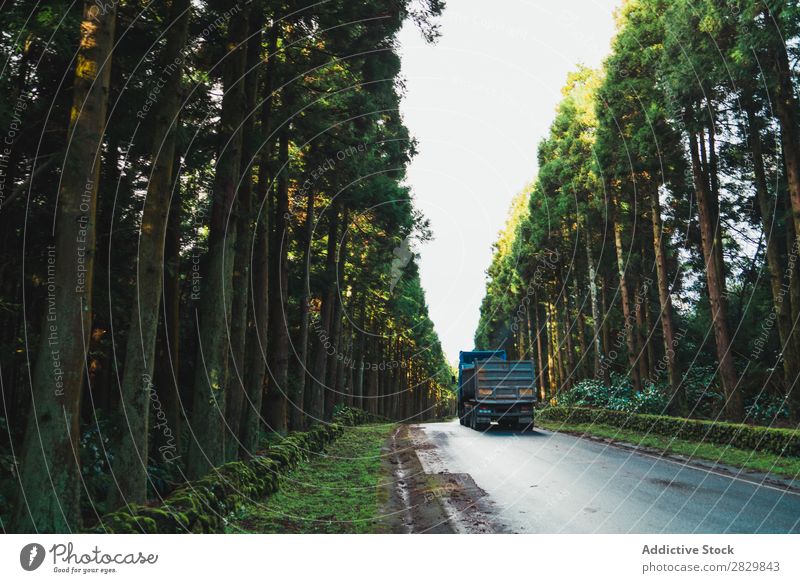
[225,11,263,459]
[265,129,290,434]
[687,113,742,420]
[113,0,190,506]
[772,42,800,416]
[353,298,367,410]
[324,209,349,419]
[239,23,278,457]
[561,301,575,389]
[634,278,649,383]
[771,39,800,250]
[291,188,315,430]
[14,0,116,532]
[309,205,339,421]
[532,297,546,401]
[743,102,797,390]
[600,276,612,385]
[151,148,183,461]
[611,190,642,392]
[186,5,249,478]
[586,235,602,377]
[649,185,683,414]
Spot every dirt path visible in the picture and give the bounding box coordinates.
[379,425,506,533]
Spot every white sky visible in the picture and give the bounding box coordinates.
[397,0,620,365]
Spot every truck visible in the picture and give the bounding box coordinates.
[457,350,536,431]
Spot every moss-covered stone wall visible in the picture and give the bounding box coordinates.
[88,408,370,533]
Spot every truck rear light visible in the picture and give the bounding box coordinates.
[478,388,493,396]
[518,388,534,397]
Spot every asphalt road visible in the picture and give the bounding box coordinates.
[413,420,800,533]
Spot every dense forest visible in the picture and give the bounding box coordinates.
[476,0,800,426]
[0,0,453,532]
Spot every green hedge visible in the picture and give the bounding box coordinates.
[88,408,371,533]
[538,406,800,457]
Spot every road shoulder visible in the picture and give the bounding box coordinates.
[378,424,507,533]
[537,420,800,493]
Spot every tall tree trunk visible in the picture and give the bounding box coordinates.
[324,209,349,419]
[113,0,190,505]
[634,278,649,383]
[225,10,263,459]
[239,22,278,458]
[600,276,612,385]
[770,36,800,252]
[310,205,339,421]
[531,297,546,401]
[545,301,557,399]
[649,184,683,414]
[265,129,289,434]
[353,298,367,410]
[291,188,315,430]
[14,1,116,532]
[152,149,183,461]
[687,112,742,420]
[186,5,249,478]
[745,102,797,398]
[549,303,565,394]
[586,234,602,377]
[611,190,642,392]
[561,300,575,389]
[767,23,800,419]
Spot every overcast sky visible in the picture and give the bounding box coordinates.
[396,0,620,364]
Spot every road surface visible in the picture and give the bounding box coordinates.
[405,420,800,533]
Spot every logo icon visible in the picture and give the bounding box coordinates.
[20,543,46,571]
[389,235,413,293]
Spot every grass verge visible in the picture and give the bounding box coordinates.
[537,420,800,480]
[227,423,394,533]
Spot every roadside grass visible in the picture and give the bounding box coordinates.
[227,423,394,534]
[537,420,800,479]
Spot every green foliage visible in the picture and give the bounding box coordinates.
[746,394,792,426]
[536,420,800,479]
[87,407,371,533]
[539,407,800,457]
[557,374,667,414]
[681,365,726,419]
[228,423,394,534]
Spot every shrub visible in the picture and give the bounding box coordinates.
[746,393,791,425]
[557,374,668,414]
[539,406,800,457]
[681,365,724,418]
[555,367,734,419]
